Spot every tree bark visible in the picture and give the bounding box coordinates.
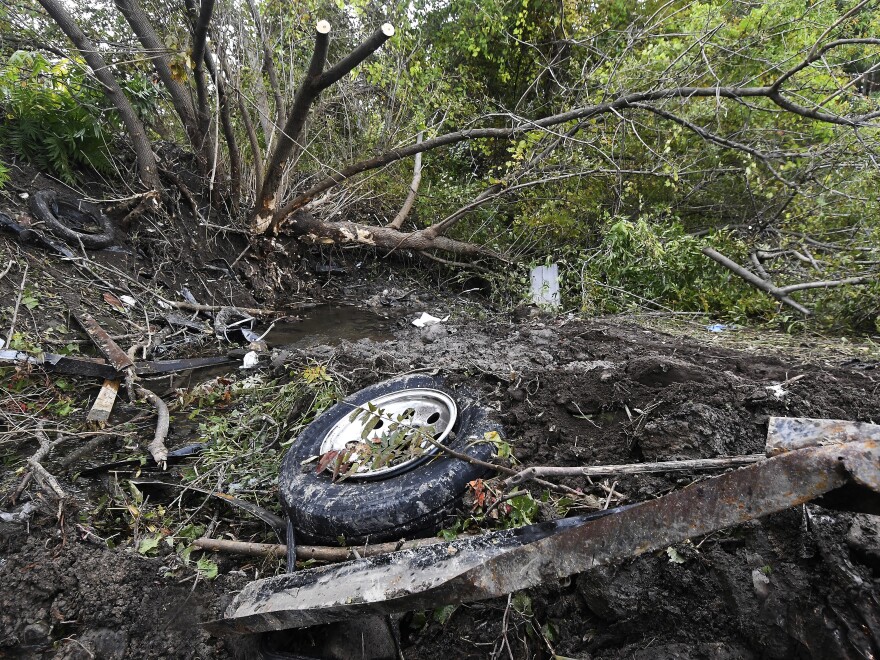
[36,0,160,190]
[113,0,207,164]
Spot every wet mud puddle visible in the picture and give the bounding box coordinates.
[265,305,397,349]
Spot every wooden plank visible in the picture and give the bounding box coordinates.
[86,379,120,424]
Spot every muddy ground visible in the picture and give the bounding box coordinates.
[1,173,879,659]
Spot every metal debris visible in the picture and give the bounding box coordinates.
[207,417,880,635]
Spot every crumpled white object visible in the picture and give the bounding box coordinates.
[765,384,788,400]
[119,295,137,307]
[241,351,259,369]
[411,312,449,328]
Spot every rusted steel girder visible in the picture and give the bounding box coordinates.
[207,433,878,635]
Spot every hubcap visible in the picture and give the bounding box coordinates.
[318,388,458,480]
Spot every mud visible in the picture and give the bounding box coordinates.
[2,300,880,659]
[1,166,879,659]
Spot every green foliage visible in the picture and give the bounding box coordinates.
[0,51,114,183]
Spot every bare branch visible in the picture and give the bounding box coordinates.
[702,247,812,315]
[388,131,422,230]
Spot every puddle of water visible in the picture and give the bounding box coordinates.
[263,305,396,349]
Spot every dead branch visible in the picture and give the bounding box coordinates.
[505,454,766,488]
[192,535,450,562]
[702,247,812,315]
[27,422,66,501]
[780,275,874,293]
[5,262,27,346]
[125,371,169,467]
[388,131,423,230]
[159,299,310,316]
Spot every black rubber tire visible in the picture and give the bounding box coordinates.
[279,374,501,545]
[29,189,115,249]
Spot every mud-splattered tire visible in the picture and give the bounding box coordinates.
[29,189,115,249]
[279,374,500,545]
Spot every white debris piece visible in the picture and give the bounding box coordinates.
[411,312,448,328]
[241,351,259,369]
[765,384,788,399]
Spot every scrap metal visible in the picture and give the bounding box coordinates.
[207,416,880,635]
[72,312,134,372]
[0,349,234,378]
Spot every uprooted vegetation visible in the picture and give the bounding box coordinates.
[1,219,879,656]
[2,0,880,656]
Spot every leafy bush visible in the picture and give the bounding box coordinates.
[0,51,114,183]
[558,217,774,319]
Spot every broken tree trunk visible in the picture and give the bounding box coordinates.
[252,21,395,233]
[289,211,498,258]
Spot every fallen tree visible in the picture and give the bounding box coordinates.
[7,1,878,313]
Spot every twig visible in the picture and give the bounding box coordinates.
[27,422,66,502]
[505,454,765,488]
[6,262,28,344]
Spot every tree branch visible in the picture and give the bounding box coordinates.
[253,22,394,232]
[244,0,285,125]
[388,131,423,230]
[270,80,879,232]
[702,247,812,315]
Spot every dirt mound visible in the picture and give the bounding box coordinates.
[2,311,879,658]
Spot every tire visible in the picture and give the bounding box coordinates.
[279,374,501,545]
[29,189,115,249]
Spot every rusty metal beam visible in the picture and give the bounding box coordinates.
[72,312,134,372]
[206,438,877,635]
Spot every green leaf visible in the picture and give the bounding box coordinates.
[138,535,160,555]
[433,604,458,624]
[196,556,219,579]
[666,546,686,564]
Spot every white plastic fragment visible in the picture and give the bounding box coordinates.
[765,384,788,399]
[120,295,137,307]
[241,351,259,369]
[411,312,448,328]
